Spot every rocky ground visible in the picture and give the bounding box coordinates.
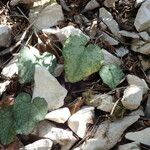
[0,0,150,150]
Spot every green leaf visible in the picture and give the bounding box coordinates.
[99,64,124,89]
[0,106,16,145]
[63,34,104,83]
[18,46,57,84]
[13,92,48,134]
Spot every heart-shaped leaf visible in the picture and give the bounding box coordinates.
[0,106,16,145]
[13,92,48,134]
[18,46,57,84]
[99,64,124,89]
[63,34,104,83]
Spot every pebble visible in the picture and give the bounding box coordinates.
[45,107,71,123]
[118,142,140,150]
[32,66,68,111]
[121,85,143,110]
[119,30,140,38]
[68,106,94,138]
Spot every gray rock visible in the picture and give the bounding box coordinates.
[139,31,150,41]
[32,66,68,111]
[134,0,150,31]
[53,64,64,77]
[135,0,145,7]
[118,142,140,150]
[125,127,150,146]
[29,3,64,30]
[99,8,122,39]
[45,107,71,123]
[119,30,140,39]
[20,139,53,150]
[138,55,150,70]
[0,25,12,47]
[145,95,150,118]
[131,39,150,55]
[121,85,143,110]
[115,47,129,57]
[68,106,94,138]
[104,0,116,8]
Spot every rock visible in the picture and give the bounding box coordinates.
[115,47,129,57]
[29,3,64,30]
[99,8,122,39]
[138,55,150,70]
[43,25,89,43]
[79,112,140,150]
[33,120,77,148]
[1,56,18,78]
[102,32,119,45]
[32,66,68,111]
[0,25,12,47]
[139,31,150,41]
[135,0,145,7]
[20,139,53,150]
[134,0,150,31]
[121,85,143,110]
[145,95,150,118]
[102,49,122,65]
[119,30,140,39]
[82,0,100,13]
[45,107,71,123]
[68,106,94,138]
[126,74,149,94]
[118,142,140,150]
[53,64,64,77]
[104,0,116,8]
[125,127,150,146]
[131,39,150,55]
[0,81,10,96]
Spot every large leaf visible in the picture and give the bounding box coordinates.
[13,92,48,134]
[63,34,104,83]
[0,106,16,145]
[99,64,124,89]
[18,46,57,84]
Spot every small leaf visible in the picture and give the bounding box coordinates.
[13,92,48,134]
[63,34,104,83]
[99,64,124,89]
[0,106,16,145]
[18,46,56,84]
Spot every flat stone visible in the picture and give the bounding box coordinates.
[32,66,68,111]
[121,85,143,110]
[134,0,150,31]
[20,139,53,150]
[68,106,94,138]
[139,31,150,41]
[1,56,18,78]
[119,30,140,38]
[82,0,100,13]
[45,107,71,123]
[0,81,10,96]
[131,39,150,55]
[118,142,140,150]
[29,3,64,30]
[0,25,12,47]
[125,127,150,146]
[80,112,140,150]
[99,8,122,39]
[126,74,149,94]
[115,47,129,57]
[102,49,122,65]
[33,120,77,147]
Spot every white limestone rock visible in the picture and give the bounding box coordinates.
[131,39,150,55]
[0,25,12,47]
[126,74,149,94]
[134,0,150,31]
[20,139,53,150]
[125,127,150,146]
[102,49,122,65]
[118,142,140,150]
[1,56,18,78]
[29,3,64,30]
[45,107,71,123]
[80,112,140,150]
[68,106,94,138]
[0,81,10,96]
[119,30,140,39]
[99,8,122,39]
[32,66,68,111]
[43,25,89,43]
[33,120,77,148]
[82,0,100,13]
[121,85,143,110]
